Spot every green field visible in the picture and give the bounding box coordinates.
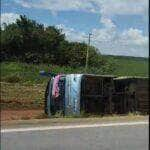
[1,55,148,84]
[1,55,148,110]
[1,61,84,85]
[104,55,149,77]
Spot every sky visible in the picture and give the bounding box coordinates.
[1,0,149,57]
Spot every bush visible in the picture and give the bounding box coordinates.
[4,74,22,83]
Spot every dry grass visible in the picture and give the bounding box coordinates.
[1,82,46,109]
[1,114,148,128]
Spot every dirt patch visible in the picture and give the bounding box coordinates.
[1,109,47,121]
[1,114,148,129]
[1,82,45,110]
[1,99,44,110]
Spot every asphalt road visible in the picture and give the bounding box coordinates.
[1,124,149,150]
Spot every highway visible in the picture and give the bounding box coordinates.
[1,121,149,150]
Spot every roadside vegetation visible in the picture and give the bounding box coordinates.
[1,82,45,109]
[1,56,148,110]
[1,15,105,68]
[106,55,149,76]
[1,56,148,85]
[0,15,148,111]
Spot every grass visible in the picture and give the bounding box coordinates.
[0,61,86,84]
[1,114,148,126]
[102,55,149,76]
[1,55,148,85]
[0,55,148,110]
[110,56,149,76]
[1,82,45,109]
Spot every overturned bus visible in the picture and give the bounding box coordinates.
[40,72,149,117]
[113,77,149,114]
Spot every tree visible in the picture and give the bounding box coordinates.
[1,15,106,68]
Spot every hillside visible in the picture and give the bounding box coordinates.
[103,55,149,77]
[1,55,148,110]
[1,55,148,84]
[1,15,148,82]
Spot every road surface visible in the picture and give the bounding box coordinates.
[1,122,149,150]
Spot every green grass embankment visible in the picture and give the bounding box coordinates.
[1,55,148,110]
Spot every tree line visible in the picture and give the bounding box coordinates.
[1,15,108,68]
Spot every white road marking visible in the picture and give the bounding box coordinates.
[1,121,148,133]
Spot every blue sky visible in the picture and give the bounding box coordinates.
[1,0,149,57]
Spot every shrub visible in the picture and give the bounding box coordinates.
[4,74,22,83]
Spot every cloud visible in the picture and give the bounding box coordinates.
[56,17,148,57]
[14,0,148,17]
[14,0,95,14]
[56,24,86,42]
[1,13,20,26]
[92,27,148,57]
[121,28,148,46]
[12,0,149,57]
[100,17,116,29]
[56,24,148,57]
[98,0,148,17]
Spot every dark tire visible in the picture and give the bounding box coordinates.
[44,80,50,114]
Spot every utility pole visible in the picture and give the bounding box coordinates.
[85,33,92,73]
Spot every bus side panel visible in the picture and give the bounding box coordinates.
[65,74,82,116]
